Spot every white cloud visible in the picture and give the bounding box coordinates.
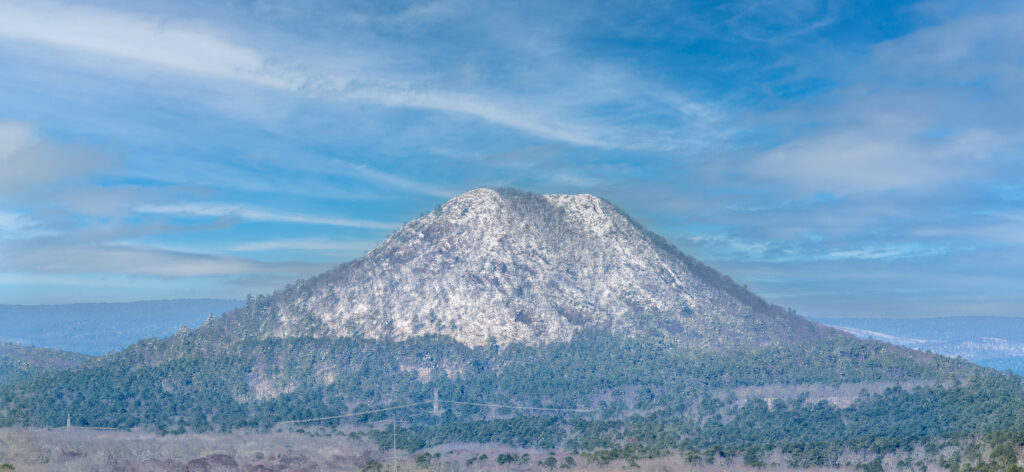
[726,0,840,43]
[819,244,946,261]
[742,3,1024,197]
[0,210,52,239]
[0,1,724,151]
[546,172,606,188]
[0,210,32,234]
[136,203,398,229]
[347,85,608,148]
[0,121,33,151]
[0,1,290,88]
[262,154,457,198]
[231,238,378,252]
[873,9,1024,86]
[750,124,1005,195]
[914,211,1024,245]
[3,242,322,277]
[0,122,112,195]
[336,161,455,198]
[686,234,945,262]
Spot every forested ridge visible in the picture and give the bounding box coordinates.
[4,326,1024,469]
[0,342,93,385]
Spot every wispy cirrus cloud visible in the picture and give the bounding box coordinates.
[749,124,1006,195]
[685,234,947,263]
[251,153,457,199]
[0,1,288,87]
[0,0,725,152]
[744,2,1024,197]
[3,241,326,277]
[725,0,841,43]
[0,210,52,239]
[873,7,1024,87]
[135,203,399,229]
[913,211,1024,245]
[230,238,378,252]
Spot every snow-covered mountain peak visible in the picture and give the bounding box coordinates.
[427,188,614,233]
[255,188,828,348]
[543,193,619,236]
[435,188,506,224]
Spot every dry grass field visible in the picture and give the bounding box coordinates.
[0,427,991,472]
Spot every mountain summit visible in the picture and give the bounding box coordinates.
[243,188,825,348]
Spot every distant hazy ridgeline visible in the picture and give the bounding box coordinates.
[0,299,242,355]
[0,342,93,385]
[817,316,1024,375]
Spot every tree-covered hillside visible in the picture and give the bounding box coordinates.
[0,342,93,385]
[5,325,1023,468]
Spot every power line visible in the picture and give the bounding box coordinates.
[59,397,594,431]
[279,401,431,424]
[279,398,594,425]
[277,395,594,472]
[446,401,594,413]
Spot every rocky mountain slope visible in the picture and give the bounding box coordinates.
[230,188,825,348]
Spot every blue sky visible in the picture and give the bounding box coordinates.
[0,0,1021,318]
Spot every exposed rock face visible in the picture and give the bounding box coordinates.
[252,188,827,348]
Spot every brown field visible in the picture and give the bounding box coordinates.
[0,427,976,472]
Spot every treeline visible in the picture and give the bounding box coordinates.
[0,342,93,385]
[0,330,969,430]
[2,329,1022,468]
[373,372,1024,467]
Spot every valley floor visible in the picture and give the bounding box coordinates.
[0,427,996,472]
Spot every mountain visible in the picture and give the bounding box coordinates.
[220,188,825,348]
[3,188,1024,471]
[0,299,243,355]
[0,342,93,385]
[817,316,1024,375]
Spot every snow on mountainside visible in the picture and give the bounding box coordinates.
[243,188,828,348]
